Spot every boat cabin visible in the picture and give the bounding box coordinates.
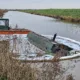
[27,32,72,56]
[0,18,9,30]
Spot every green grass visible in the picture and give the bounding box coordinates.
[0,77,7,80]
[20,9,80,18]
[20,9,80,22]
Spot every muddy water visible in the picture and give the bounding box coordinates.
[3,11,80,80]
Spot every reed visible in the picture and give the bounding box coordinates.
[0,9,7,17]
[0,40,37,80]
[0,40,74,80]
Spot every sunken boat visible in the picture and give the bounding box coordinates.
[0,18,80,61]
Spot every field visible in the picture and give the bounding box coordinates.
[20,9,80,23]
[0,9,7,17]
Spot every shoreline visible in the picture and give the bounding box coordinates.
[20,9,80,23]
[27,12,80,23]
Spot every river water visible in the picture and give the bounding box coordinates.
[3,11,80,42]
[3,11,80,80]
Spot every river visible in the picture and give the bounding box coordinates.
[3,11,80,80]
[3,11,80,41]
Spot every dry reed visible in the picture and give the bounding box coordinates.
[0,40,74,80]
[0,40,37,80]
[0,9,7,17]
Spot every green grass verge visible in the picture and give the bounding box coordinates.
[20,9,80,23]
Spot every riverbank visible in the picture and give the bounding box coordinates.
[20,9,80,23]
[0,9,7,17]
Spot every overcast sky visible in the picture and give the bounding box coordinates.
[0,0,80,9]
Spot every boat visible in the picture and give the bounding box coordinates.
[0,18,31,34]
[0,18,80,61]
[26,32,80,61]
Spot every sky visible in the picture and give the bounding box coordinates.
[0,0,80,9]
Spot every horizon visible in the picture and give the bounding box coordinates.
[0,0,80,9]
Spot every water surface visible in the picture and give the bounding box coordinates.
[3,11,80,41]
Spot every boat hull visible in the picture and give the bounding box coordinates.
[13,34,80,61]
[0,30,80,61]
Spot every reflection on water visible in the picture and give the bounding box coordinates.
[3,11,80,41]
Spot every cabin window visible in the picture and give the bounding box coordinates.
[0,20,5,26]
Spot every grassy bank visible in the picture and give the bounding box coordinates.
[0,9,7,17]
[20,9,80,23]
